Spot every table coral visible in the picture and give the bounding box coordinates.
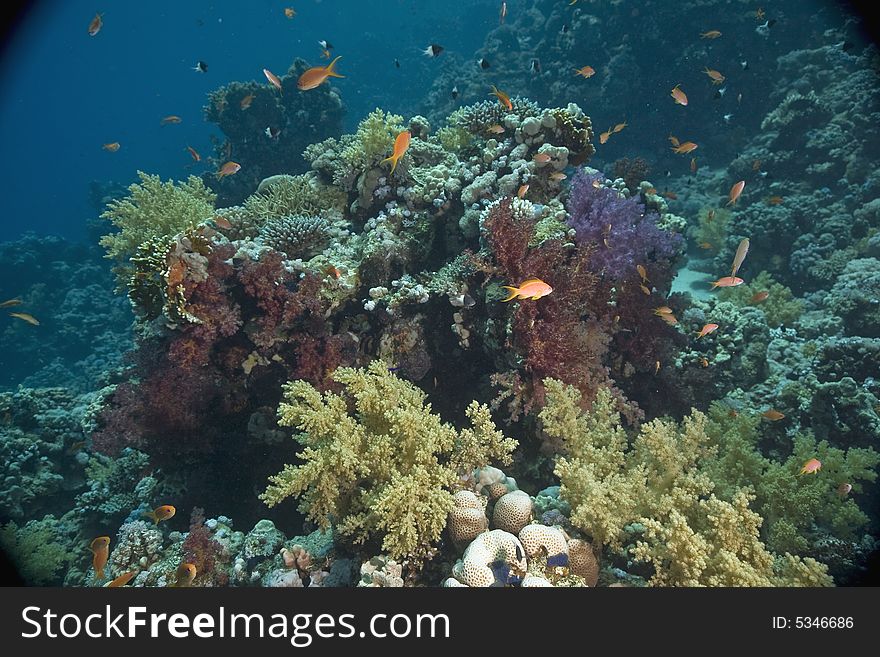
[260,361,516,562]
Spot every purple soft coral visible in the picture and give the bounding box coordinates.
[567,170,683,283]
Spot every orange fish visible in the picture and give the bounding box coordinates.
[90,536,110,579]
[325,265,342,279]
[727,180,746,206]
[762,409,785,421]
[613,121,627,133]
[549,172,567,182]
[173,563,197,587]
[501,278,553,302]
[574,66,595,78]
[798,458,821,475]
[160,115,182,126]
[703,67,725,84]
[216,161,241,179]
[284,7,296,19]
[297,56,344,91]
[263,68,284,92]
[107,571,137,588]
[186,146,201,162]
[690,157,698,173]
[698,242,714,250]
[700,358,709,367]
[240,94,255,110]
[672,141,698,154]
[599,129,612,144]
[767,195,784,205]
[102,142,120,152]
[837,482,852,497]
[750,290,770,304]
[710,276,744,289]
[145,504,176,524]
[661,191,678,200]
[9,312,39,325]
[731,238,750,277]
[639,284,651,295]
[653,306,673,315]
[700,30,722,39]
[320,48,332,59]
[533,153,552,164]
[637,264,649,282]
[645,187,657,195]
[659,313,678,325]
[0,298,22,308]
[517,184,529,199]
[670,84,688,106]
[668,135,680,147]
[213,216,233,230]
[487,124,506,134]
[87,13,103,37]
[696,323,719,338]
[381,130,411,174]
[490,85,513,110]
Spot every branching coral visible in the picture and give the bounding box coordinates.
[260,361,516,562]
[545,380,835,586]
[718,271,804,328]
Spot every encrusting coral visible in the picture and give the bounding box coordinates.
[260,361,517,563]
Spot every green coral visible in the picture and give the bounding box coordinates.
[0,516,70,585]
[718,271,804,327]
[242,174,345,226]
[261,361,516,562]
[695,206,731,254]
[544,381,833,586]
[100,171,216,267]
[343,108,406,171]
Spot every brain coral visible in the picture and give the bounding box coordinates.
[448,490,488,546]
[492,490,533,534]
[451,529,527,587]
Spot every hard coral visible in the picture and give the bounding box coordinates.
[260,361,516,562]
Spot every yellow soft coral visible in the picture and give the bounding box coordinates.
[261,361,516,562]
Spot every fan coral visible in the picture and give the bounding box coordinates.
[260,361,517,562]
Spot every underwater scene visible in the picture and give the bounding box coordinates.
[0,0,878,588]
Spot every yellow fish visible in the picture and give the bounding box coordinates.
[500,278,553,302]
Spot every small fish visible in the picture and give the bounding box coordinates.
[670,84,688,106]
[394,58,400,69]
[700,30,722,39]
[655,360,661,374]
[325,265,342,279]
[703,67,725,84]
[613,121,627,133]
[422,44,444,57]
[699,242,714,250]
[9,312,39,325]
[710,276,744,289]
[762,409,786,421]
[727,180,746,206]
[186,145,201,162]
[487,124,505,134]
[653,306,673,315]
[668,135,680,147]
[264,126,281,139]
[213,216,233,230]
[216,161,241,179]
[160,115,182,125]
[144,505,176,524]
[173,563,197,588]
[533,153,552,163]
[755,7,765,20]
[451,85,459,100]
[192,61,208,73]
[284,7,296,19]
[499,1,507,24]
[298,56,344,90]
[714,86,728,100]
[750,290,770,304]
[320,48,332,59]
[574,66,596,78]
[517,184,529,199]
[659,312,678,325]
[767,195,784,205]
[637,264,649,282]
[639,284,651,295]
[490,85,513,110]
[381,130,411,174]
[90,536,110,579]
[530,58,541,74]
[700,357,709,367]
[799,458,821,475]
[102,142,120,152]
[106,571,137,588]
[318,40,333,51]
[645,187,657,195]
[239,94,255,110]
[837,482,852,497]
[740,60,749,70]
[730,238,750,278]
[690,157,698,173]
[672,141,698,154]
[706,209,716,222]
[500,278,553,302]
[87,13,103,37]
[0,298,22,308]
[263,68,284,92]
[661,190,678,200]
[696,323,719,338]
[477,57,491,69]
[756,19,776,37]
[599,129,612,144]
[560,24,568,34]
[723,113,734,123]
[549,172,567,182]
